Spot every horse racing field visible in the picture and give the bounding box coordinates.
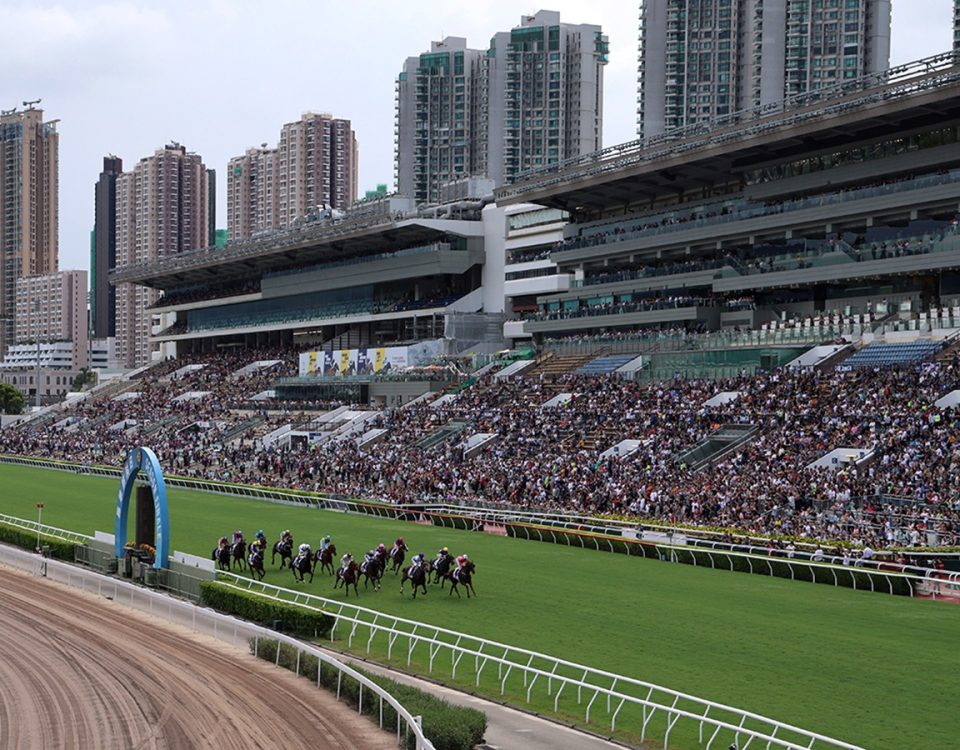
[2,462,957,749]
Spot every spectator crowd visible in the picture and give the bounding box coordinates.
[2,346,959,550]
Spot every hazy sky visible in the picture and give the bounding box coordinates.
[0,0,953,272]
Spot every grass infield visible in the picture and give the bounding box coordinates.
[1,462,957,749]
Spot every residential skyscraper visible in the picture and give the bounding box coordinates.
[92,155,122,339]
[13,270,88,369]
[955,0,960,52]
[114,144,210,368]
[637,0,892,138]
[227,145,278,241]
[0,105,59,357]
[227,113,358,241]
[487,11,607,185]
[207,168,217,248]
[395,11,608,204]
[396,38,488,205]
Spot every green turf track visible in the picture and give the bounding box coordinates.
[1,463,957,749]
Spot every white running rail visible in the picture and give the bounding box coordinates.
[0,511,93,545]
[0,544,434,750]
[2,454,954,596]
[218,572,865,750]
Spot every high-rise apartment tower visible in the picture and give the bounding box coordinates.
[114,144,210,368]
[637,0,891,138]
[0,105,59,356]
[92,155,122,339]
[227,113,358,241]
[396,11,608,204]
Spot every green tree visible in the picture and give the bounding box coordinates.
[0,383,24,414]
[72,368,97,391]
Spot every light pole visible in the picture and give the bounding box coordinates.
[34,298,41,409]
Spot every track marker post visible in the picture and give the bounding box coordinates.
[35,502,44,552]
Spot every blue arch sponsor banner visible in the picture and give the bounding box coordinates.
[114,447,170,569]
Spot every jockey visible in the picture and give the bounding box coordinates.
[340,552,354,570]
[251,536,265,552]
[434,546,450,565]
[294,542,310,566]
[375,543,387,558]
[456,553,469,570]
[411,552,426,570]
[233,530,244,544]
[320,534,332,551]
[218,535,229,549]
[281,529,293,545]
[363,549,376,565]
[391,536,407,555]
[255,529,266,544]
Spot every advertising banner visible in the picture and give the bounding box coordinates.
[298,340,442,377]
[322,351,336,376]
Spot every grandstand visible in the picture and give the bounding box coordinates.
[111,193,507,375]
[495,52,960,379]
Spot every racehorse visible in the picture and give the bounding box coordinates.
[432,554,453,586]
[291,552,314,583]
[247,546,265,581]
[360,556,384,591]
[212,545,231,572]
[447,561,477,598]
[336,560,359,597]
[315,543,337,576]
[400,561,431,599]
[272,537,293,568]
[389,546,406,575]
[231,539,247,572]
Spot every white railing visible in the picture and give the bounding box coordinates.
[0,511,92,545]
[2,454,955,596]
[0,544,434,750]
[217,572,864,750]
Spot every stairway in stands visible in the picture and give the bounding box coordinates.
[580,423,624,451]
[675,423,759,471]
[526,352,601,379]
[411,419,469,450]
[575,354,638,375]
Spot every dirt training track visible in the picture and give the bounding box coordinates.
[0,566,395,749]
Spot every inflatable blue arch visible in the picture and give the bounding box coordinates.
[114,447,170,569]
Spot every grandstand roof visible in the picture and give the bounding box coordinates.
[495,53,960,213]
[110,217,483,290]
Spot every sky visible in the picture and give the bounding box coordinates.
[0,0,954,273]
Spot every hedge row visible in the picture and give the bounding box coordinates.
[506,523,915,596]
[199,581,334,638]
[253,638,486,750]
[0,522,75,559]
